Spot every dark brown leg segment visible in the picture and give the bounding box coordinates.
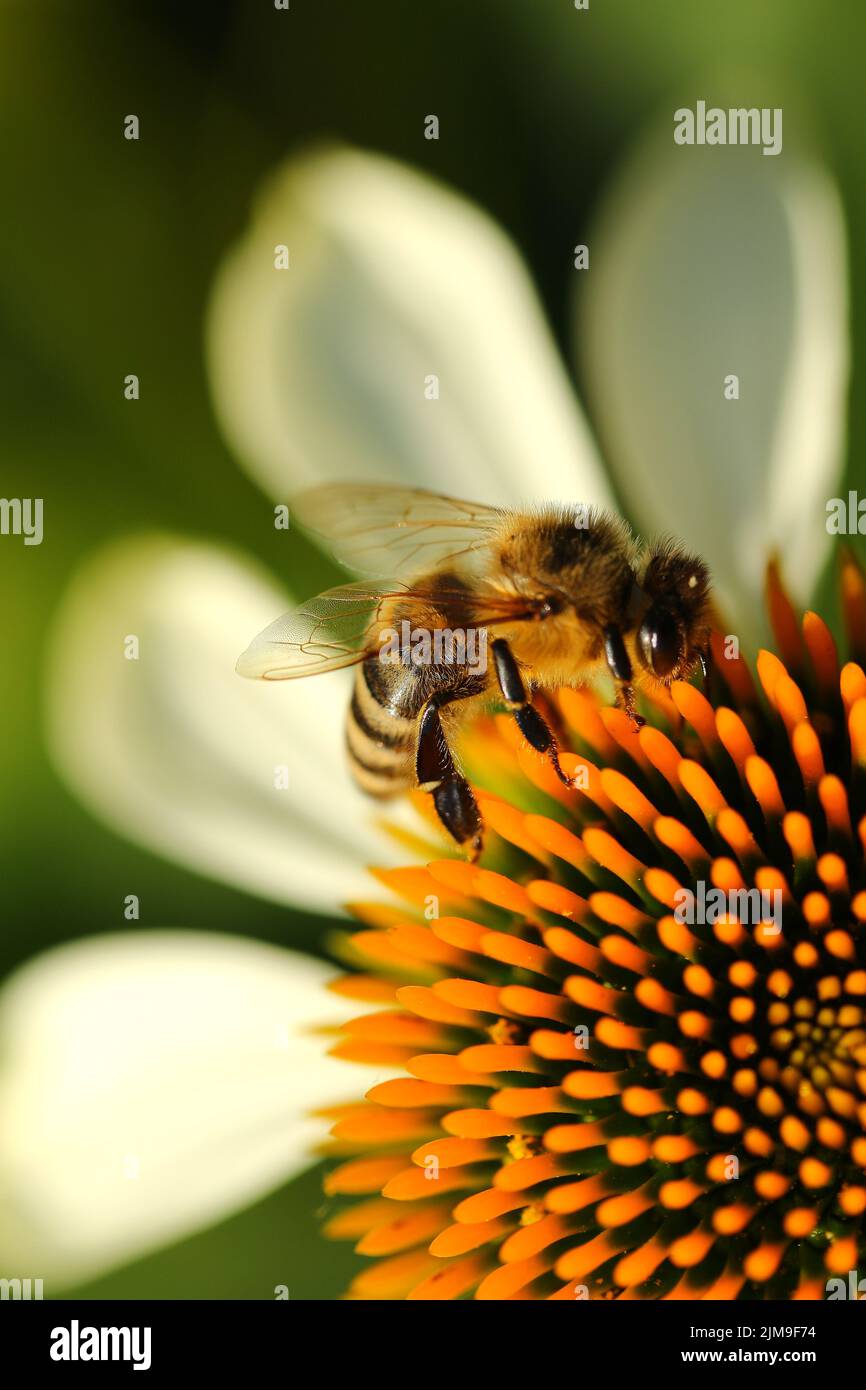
[491,638,574,786]
[603,624,644,728]
[416,699,482,858]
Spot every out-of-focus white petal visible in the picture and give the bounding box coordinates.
[0,931,378,1287]
[45,536,423,913]
[581,135,848,631]
[207,146,611,512]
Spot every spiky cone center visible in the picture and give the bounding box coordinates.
[321,557,866,1301]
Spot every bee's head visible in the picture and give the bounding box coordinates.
[634,541,712,684]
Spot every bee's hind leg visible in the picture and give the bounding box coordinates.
[416,699,483,860]
[491,638,574,788]
[433,781,483,862]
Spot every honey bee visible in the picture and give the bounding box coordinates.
[237,484,712,858]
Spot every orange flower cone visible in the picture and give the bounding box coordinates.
[321,554,866,1301]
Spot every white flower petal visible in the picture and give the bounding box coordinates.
[0,931,377,1287]
[45,536,423,913]
[207,146,612,511]
[581,135,848,631]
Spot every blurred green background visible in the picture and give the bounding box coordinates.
[1,0,864,1298]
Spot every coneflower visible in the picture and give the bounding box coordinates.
[321,554,866,1301]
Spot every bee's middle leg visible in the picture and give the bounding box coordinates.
[416,697,483,860]
[490,638,573,787]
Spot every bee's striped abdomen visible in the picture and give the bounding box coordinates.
[346,658,417,797]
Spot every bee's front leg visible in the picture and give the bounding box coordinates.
[613,681,644,728]
[694,643,712,686]
[603,624,645,729]
[416,698,483,860]
[490,638,574,787]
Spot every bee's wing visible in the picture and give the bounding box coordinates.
[237,579,538,681]
[292,483,504,577]
[236,582,393,680]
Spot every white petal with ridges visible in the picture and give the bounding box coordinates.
[45,536,425,912]
[0,932,377,1287]
[207,146,611,512]
[580,135,848,634]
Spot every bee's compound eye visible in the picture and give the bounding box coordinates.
[639,607,681,678]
